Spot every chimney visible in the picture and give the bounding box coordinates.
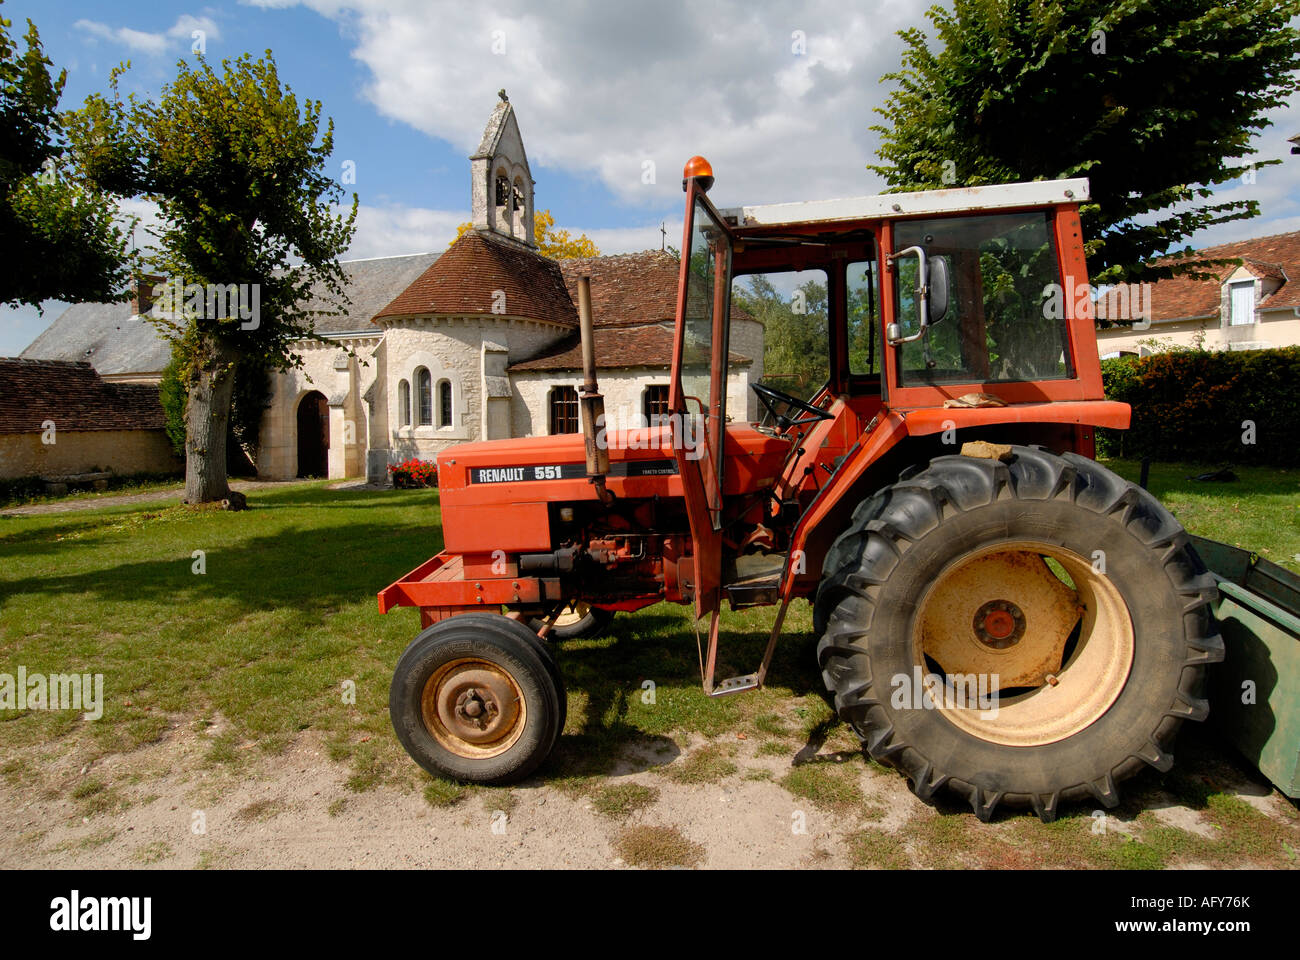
[131,274,164,316]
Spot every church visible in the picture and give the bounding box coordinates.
[19,95,763,484]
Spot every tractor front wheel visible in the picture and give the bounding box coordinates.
[389,613,564,784]
[815,446,1223,821]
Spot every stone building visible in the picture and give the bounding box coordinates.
[0,358,179,481]
[1096,230,1300,356]
[17,94,761,483]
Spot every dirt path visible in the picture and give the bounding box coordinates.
[0,480,319,517]
[2,718,1296,870]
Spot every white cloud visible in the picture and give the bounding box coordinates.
[268,0,917,212]
[345,204,466,259]
[73,14,221,56]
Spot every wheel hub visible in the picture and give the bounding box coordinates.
[422,659,525,756]
[974,600,1024,648]
[913,541,1135,747]
[920,550,1078,690]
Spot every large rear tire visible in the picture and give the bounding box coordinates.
[814,446,1223,821]
[390,613,564,784]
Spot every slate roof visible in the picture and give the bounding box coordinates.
[509,322,750,372]
[20,252,438,377]
[1098,230,1300,322]
[0,358,165,433]
[374,231,576,325]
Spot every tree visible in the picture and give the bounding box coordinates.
[71,52,357,504]
[452,208,599,259]
[870,0,1300,285]
[0,3,132,307]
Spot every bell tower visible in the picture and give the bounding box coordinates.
[470,90,536,248]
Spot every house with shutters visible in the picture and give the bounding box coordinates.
[1096,230,1300,356]
[18,93,761,484]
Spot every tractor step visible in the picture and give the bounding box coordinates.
[724,554,786,608]
[708,673,760,697]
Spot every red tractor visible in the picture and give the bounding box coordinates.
[379,158,1222,821]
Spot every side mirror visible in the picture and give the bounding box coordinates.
[927,255,950,325]
[886,245,935,345]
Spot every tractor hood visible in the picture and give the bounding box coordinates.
[432,423,787,555]
[436,425,677,491]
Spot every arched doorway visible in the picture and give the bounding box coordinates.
[296,391,329,478]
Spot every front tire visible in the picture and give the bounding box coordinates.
[389,613,563,784]
[815,446,1223,821]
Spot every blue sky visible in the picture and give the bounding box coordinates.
[3,0,1298,355]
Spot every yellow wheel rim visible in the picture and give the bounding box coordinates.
[912,541,1133,746]
[421,657,526,759]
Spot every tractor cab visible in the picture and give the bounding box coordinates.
[668,159,1114,687]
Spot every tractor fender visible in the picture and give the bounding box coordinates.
[779,399,1131,597]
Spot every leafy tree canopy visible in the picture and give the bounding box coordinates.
[870,0,1300,284]
[0,1,132,307]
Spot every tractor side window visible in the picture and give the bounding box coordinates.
[894,212,1072,385]
[733,269,829,414]
[847,260,880,377]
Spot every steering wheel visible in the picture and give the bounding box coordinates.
[752,383,835,431]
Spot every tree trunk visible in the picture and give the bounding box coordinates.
[184,340,239,504]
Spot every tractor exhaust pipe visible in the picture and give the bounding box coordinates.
[576,276,613,503]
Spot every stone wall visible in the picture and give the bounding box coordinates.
[0,429,180,479]
[510,366,753,437]
[258,335,379,480]
[1096,309,1300,356]
[374,315,569,470]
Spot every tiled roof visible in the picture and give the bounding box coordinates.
[509,322,751,372]
[21,252,438,377]
[375,231,576,325]
[557,250,753,327]
[1099,230,1300,322]
[0,358,166,434]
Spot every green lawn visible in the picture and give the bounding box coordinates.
[0,481,836,796]
[1103,459,1300,564]
[1,465,1297,867]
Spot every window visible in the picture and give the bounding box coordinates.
[416,368,432,425]
[549,385,579,434]
[893,211,1071,384]
[397,379,411,427]
[1230,281,1255,326]
[733,268,829,402]
[643,384,670,426]
[438,379,453,428]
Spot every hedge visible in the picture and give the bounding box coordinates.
[1097,347,1300,466]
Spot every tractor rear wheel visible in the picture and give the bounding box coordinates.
[389,613,564,784]
[814,446,1223,821]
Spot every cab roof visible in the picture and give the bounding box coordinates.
[718,178,1090,230]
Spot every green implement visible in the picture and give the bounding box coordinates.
[1193,535,1300,798]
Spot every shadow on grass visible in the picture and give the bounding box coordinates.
[0,518,444,626]
[537,608,831,783]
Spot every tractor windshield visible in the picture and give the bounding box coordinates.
[679,195,733,416]
[893,211,1073,385]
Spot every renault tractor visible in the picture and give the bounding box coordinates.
[378,158,1226,822]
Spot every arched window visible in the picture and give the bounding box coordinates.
[416,368,432,426]
[438,379,452,428]
[397,379,411,427]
